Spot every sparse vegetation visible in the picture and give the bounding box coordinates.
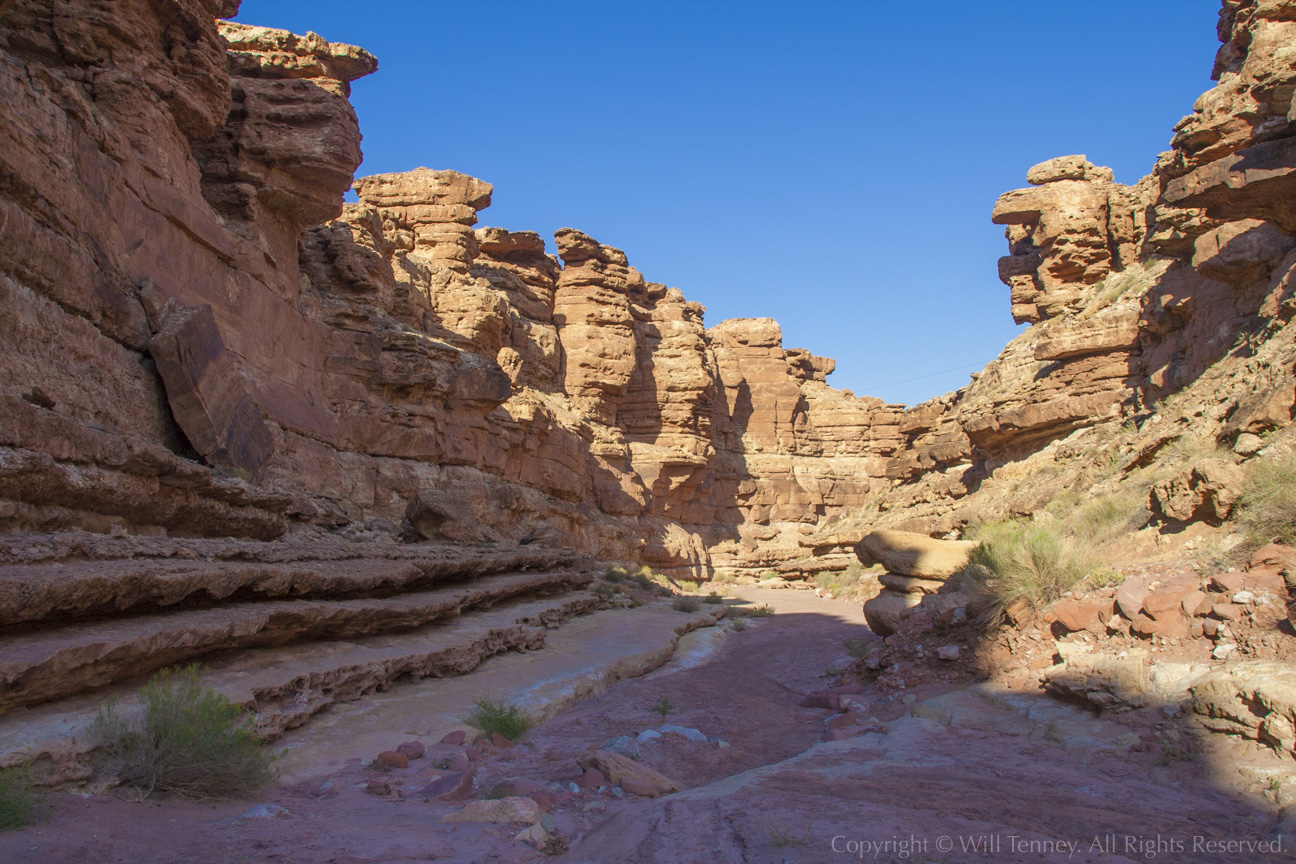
[764,819,815,848]
[704,591,724,605]
[1237,452,1296,547]
[1085,566,1126,588]
[94,665,274,801]
[711,571,737,584]
[728,619,747,632]
[464,696,533,741]
[812,561,874,600]
[0,768,43,832]
[733,603,774,617]
[967,520,1090,624]
[650,697,674,717]
[672,595,702,612]
[842,636,871,658]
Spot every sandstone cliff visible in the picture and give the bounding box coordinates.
[0,0,891,581]
[2,0,1295,589]
[804,0,1296,556]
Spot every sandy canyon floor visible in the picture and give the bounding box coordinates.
[0,587,1290,864]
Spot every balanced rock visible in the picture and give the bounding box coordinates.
[862,589,922,638]
[878,573,947,595]
[855,530,975,580]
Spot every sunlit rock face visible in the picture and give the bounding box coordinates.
[2,0,1296,588]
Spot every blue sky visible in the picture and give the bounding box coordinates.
[234,1,1222,406]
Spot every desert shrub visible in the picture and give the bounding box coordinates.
[704,591,724,605]
[711,571,737,584]
[604,566,627,583]
[672,595,702,613]
[1046,489,1145,545]
[842,636,871,658]
[94,665,274,801]
[967,520,1090,623]
[736,604,774,617]
[592,582,617,598]
[1073,492,1147,543]
[1238,453,1296,547]
[650,697,674,717]
[464,697,532,740]
[728,619,747,632]
[0,769,43,832]
[1085,566,1126,588]
[812,562,871,600]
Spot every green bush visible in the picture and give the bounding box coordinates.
[94,665,274,801]
[704,591,724,605]
[650,697,674,717]
[672,595,702,613]
[464,697,532,741]
[967,520,1090,623]
[0,769,43,832]
[1238,453,1296,547]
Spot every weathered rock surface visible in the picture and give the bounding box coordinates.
[5,0,1296,766]
[1193,661,1296,755]
[856,530,975,579]
[579,749,680,798]
[1150,457,1245,523]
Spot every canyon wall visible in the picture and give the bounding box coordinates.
[0,0,896,578]
[2,0,1295,580]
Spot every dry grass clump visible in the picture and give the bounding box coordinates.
[842,636,871,658]
[94,665,274,801]
[1237,452,1296,547]
[966,520,1091,624]
[0,768,43,832]
[671,595,702,613]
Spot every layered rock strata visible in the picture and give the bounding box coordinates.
[2,0,1296,643]
[857,530,976,636]
[804,0,1296,554]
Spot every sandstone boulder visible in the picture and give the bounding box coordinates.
[855,530,975,579]
[404,490,484,543]
[441,796,541,825]
[579,750,679,798]
[863,588,922,637]
[1192,219,1296,285]
[1052,600,1110,634]
[147,302,274,479]
[1149,458,1244,523]
[878,573,947,595]
[1192,661,1296,757]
